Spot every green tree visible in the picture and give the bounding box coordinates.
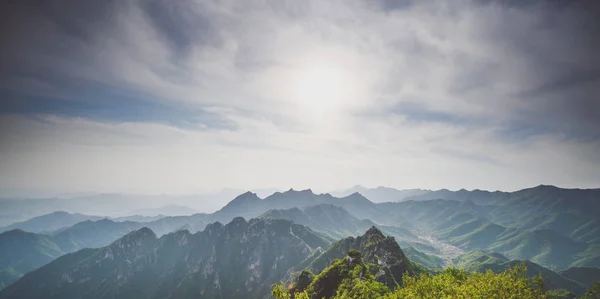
[581,281,600,299]
[273,260,552,299]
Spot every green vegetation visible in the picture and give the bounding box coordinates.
[273,250,391,299]
[581,281,600,299]
[0,230,64,288]
[0,218,331,299]
[452,250,598,295]
[402,247,444,269]
[274,251,556,299]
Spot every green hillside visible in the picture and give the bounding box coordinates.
[275,255,553,299]
[0,230,64,289]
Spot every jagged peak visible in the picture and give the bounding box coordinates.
[131,227,156,238]
[219,192,260,210]
[1,228,29,236]
[48,211,71,216]
[283,188,314,194]
[112,227,157,248]
[204,221,224,235]
[228,216,247,225]
[234,191,260,200]
[341,192,371,203]
[536,184,559,189]
[364,226,385,238]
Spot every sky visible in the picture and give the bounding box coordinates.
[0,0,599,196]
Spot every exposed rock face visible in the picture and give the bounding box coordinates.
[306,226,417,288]
[0,218,330,299]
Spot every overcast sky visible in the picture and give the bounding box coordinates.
[0,0,599,196]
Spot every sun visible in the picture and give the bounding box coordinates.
[289,66,351,119]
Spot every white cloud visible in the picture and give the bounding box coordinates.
[0,0,599,195]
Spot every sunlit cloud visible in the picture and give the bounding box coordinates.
[0,0,598,195]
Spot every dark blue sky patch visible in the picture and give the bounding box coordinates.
[0,83,236,131]
[390,101,483,126]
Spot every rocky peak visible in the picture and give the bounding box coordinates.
[225,216,249,235]
[106,227,156,258]
[229,191,260,205]
[364,226,385,240]
[115,227,156,245]
[341,192,371,203]
[204,221,224,236]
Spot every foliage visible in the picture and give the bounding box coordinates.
[581,281,600,299]
[388,264,550,298]
[273,260,555,299]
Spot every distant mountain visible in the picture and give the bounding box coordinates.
[375,187,600,269]
[260,204,413,240]
[558,267,600,291]
[0,230,64,289]
[131,205,198,216]
[213,189,383,225]
[50,219,145,252]
[261,204,370,239]
[2,184,600,294]
[523,213,600,245]
[331,186,430,203]
[48,214,213,251]
[403,246,445,269]
[0,192,228,227]
[0,218,330,299]
[0,211,183,235]
[0,213,214,290]
[451,250,510,269]
[0,212,103,234]
[403,185,600,225]
[488,229,591,269]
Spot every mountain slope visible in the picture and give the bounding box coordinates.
[0,218,330,299]
[50,219,145,252]
[331,186,430,203]
[305,227,421,289]
[0,230,64,289]
[0,211,103,234]
[489,229,589,269]
[403,246,445,269]
[403,185,600,227]
[452,250,588,295]
[260,204,415,242]
[260,204,375,240]
[559,267,600,291]
[213,189,384,225]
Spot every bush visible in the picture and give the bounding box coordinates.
[273,261,552,299]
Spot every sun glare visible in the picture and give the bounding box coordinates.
[290,66,350,119]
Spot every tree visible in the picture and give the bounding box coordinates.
[581,281,600,299]
[273,261,552,299]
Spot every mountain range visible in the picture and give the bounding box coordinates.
[330,186,430,203]
[0,218,331,299]
[0,185,599,297]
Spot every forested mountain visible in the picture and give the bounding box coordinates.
[1,185,599,297]
[212,189,383,225]
[0,218,330,299]
[0,230,64,289]
[0,214,212,289]
[452,250,590,295]
[0,212,104,234]
[330,186,430,203]
[260,204,415,242]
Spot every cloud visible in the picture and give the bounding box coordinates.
[0,0,599,194]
